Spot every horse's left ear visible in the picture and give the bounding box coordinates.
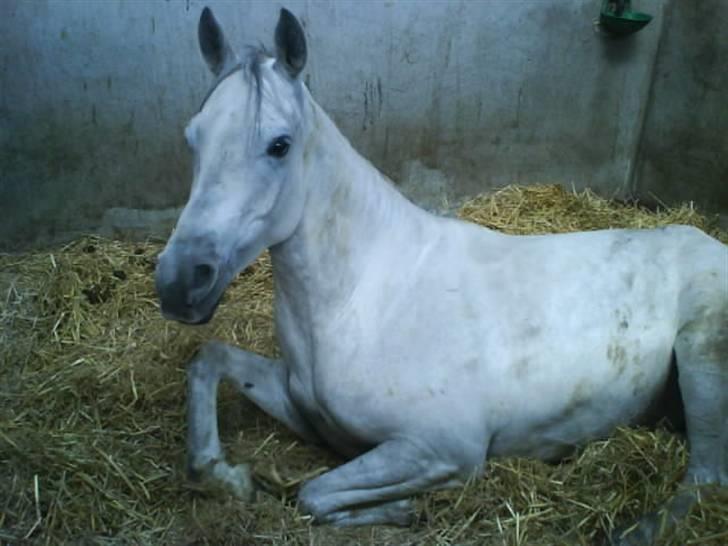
[274,8,307,79]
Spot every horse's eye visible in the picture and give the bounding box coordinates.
[267,136,291,158]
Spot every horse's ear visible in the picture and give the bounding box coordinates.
[274,8,307,79]
[198,7,236,76]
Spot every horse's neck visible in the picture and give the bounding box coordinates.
[270,94,429,319]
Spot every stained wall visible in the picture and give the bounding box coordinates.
[3,0,723,249]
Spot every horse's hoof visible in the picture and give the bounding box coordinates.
[189,460,256,502]
[214,461,256,501]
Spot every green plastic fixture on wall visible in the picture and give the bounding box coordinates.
[599,0,653,35]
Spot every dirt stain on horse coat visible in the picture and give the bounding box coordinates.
[607,341,629,377]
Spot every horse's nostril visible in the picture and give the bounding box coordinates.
[192,263,216,291]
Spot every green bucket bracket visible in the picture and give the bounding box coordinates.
[598,0,653,36]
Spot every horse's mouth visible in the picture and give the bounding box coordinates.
[192,294,224,324]
[185,298,222,325]
[160,291,224,325]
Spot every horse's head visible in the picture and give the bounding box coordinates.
[156,7,308,324]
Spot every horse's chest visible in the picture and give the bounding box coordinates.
[277,318,369,456]
[287,371,319,423]
[274,327,321,427]
[288,368,368,456]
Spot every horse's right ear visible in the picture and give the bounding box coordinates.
[198,7,236,76]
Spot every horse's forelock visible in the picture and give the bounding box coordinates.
[198,46,270,115]
[197,45,306,140]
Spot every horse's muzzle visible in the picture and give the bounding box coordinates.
[155,246,223,324]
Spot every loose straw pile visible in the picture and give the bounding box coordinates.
[1,185,725,545]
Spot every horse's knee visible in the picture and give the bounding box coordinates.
[195,340,228,363]
[187,356,205,380]
[188,341,227,380]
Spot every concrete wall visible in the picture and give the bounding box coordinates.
[2,0,722,250]
[633,0,728,214]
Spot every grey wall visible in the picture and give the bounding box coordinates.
[1,0,723,250]
[633,0,728,213]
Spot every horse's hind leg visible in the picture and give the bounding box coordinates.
[614,306,728,545]
[186,341,319,498]
[675,308,728,488]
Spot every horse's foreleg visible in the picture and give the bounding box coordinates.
[297,437,475,526]
[186,341,319,499]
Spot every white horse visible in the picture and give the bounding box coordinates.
[155,8,727,543]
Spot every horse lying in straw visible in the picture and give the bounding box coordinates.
[155,7,727,544]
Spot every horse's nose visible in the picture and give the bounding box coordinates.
[155,248,219,320]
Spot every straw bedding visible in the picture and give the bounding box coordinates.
[1,184,726,545]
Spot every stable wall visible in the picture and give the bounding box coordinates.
[2,0,722,250]
[633,0,728,213]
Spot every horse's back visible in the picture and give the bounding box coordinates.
[453,221,724,301]
[450,221,726,353]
